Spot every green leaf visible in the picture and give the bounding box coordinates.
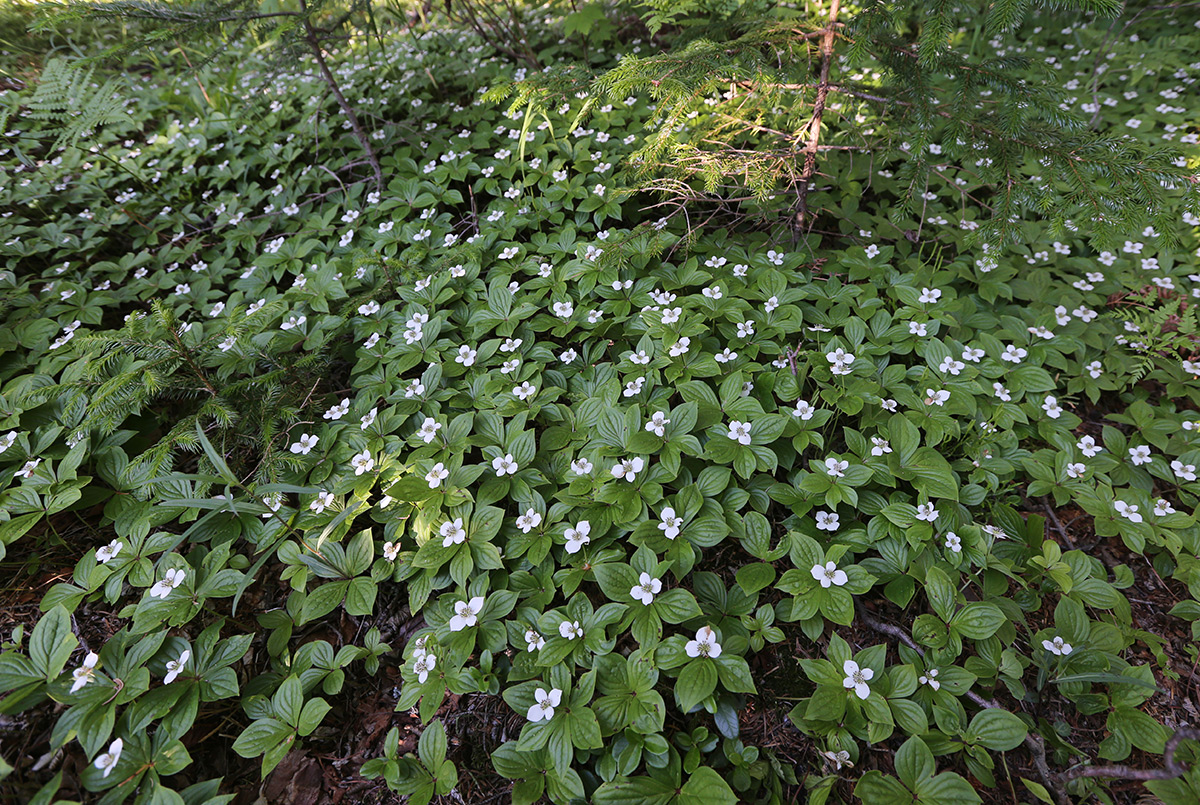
[950,603,1005,640]
[966,709,1027,751]
[29,606,77,680]
[676,659,717,712]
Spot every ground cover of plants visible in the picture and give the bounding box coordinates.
[1,2,1200,804]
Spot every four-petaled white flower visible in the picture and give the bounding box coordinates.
[449,596,484,631]
[71,652,100,693]
[810,561,848,588]
[1114,500,1142,523]
[440,518,466,547]
[816,511,839,531]
[310,490,335,514]
[822,749,853,770]
[1128,445,1152,466]
[824,457,848,478]
[527,687,562,722]
[492,453,518,476]
[661,307,682,324]
[455,345,477,366]
[869,437,892,456]
[645,411,671,437]
[842,660,874,700]
[513,381,536,400]
[525,629,545,652]
[1042,396,1063,419]
[793,400,816,420]
[559,620,584,640]
[96,539,123,564]
[944,532,962,553]
[426,463,449,488]
[418,418,442,444]
[915,503,939,522]
[727,420,752,445]
[290,433,319,454]
[164,649,190,684]
[1065,462,1086,480]
[1042,636,1073,656]
[939,357,965,376]
[1154,499,1176,516]
[564,521,592,554]
[659,507,683,540]
[685,626,722,659]
[630,572,662,605]
[150,567,186,599]
[383,541,400,562]
[1001,345,1027,363]
[94,738,123,778]
[571,458,593,475]
[611,457,644,482]
[925,388,950,406]
[918,287,942,304]
[1172,460,1197,481]
[827,348,855,376]
[516,508,542,533]
[918,668,940,690]
[1077,435,1102,457]
[351,450,375,475]
[324,398,350,420]
[413,652,437,683]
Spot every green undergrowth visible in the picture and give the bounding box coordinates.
[1,3,1200,805]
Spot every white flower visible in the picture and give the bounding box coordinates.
[703,285,723,299]
[149,567,186,599]
[824,457,848,478]
[527,687,562,722]
[164,649,190,684]
[919,668,940,690]
[645,411,671,437]
[981,525,1008,541]
[1065,462,1087,480]
[357,300,380,316]
[560,348,577,363]
[0,430,16,454]
[290,433,319,455]
[685,626,722,659]
[736,320,755,338]
[822,749,853,770]
[611,457,644,482]
[944,532,962,553]
[727,420,752,445]
[524,629,545,652]
[1001,345,1027,363]
[559,620,584,640]
[15,458,41,479]
[570,458,593,476]
[915,503,939,522]
[449,596,485,631]
[440,518,467,547]
[661,307,682,324]
[71,652,100,693]
[925,388,950,406]
[455,345,478,366]
[1078,435,1102,457]
[962,347,984,362]
[630,572,662,605]
[1171,460,1197,481]
[1128,445,1152,466]
[909,321,928,337]
[310,491,335,514]
[714,348,737,363]
[324,399,350,420]
[96,539,123,564]
[918,287,942,304]
[351,450,375,475]
[516,508,542,533]
[552,301,574,318]
[500,337,523,353]
[668,337,690,357]
[94,738,123,778]
[513,381,536,401]
[498,246,519,260]
[383,541,400,562]
[842,660,874,700]
[940,357,965,376]
[869,437,892,457]
[659,507,683,539]
[492,453,518,476]
[1154,499,1176,516]
[417,418,442,444]
[793,400,816,420]
[413,652,437,683]
[816,511,839,531]
[564,521,592,554]
[810,561,848,588]
[1042,636,1073,656]
[826,348,855,375]
[1042,396,1063,419]
[1114,500,1142,523]
[623,377,645,397]
[360,408,378,430]
[880,399,898,412]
